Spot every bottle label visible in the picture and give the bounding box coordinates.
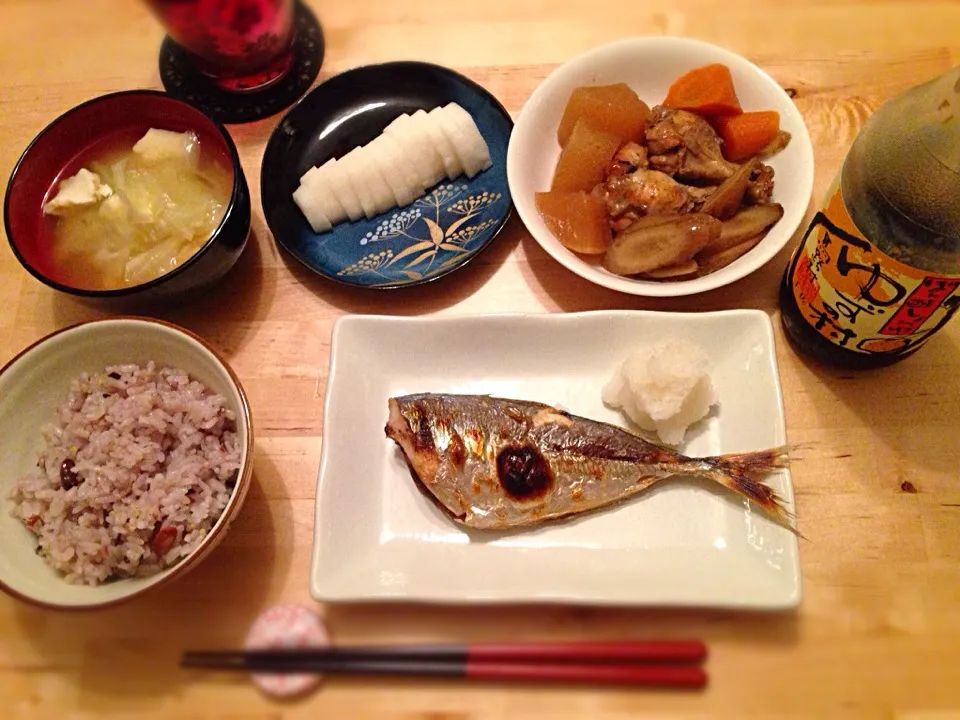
[789,182,960,356]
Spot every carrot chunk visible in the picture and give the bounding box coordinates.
[663,64,742,117]
[714,111,781,161]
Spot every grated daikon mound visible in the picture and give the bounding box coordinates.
[601,337,719,446]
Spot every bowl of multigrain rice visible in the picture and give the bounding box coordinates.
[0,317,253,610]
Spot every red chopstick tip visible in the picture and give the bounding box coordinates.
[466,661,707,688]
[469,640,707,664]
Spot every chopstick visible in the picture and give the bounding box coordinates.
[183,640,706,666]
[184,656,706,687]
[181,640,708,688]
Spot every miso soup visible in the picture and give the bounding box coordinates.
[42,127,233,290]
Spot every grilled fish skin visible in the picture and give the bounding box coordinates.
[385,393,795,532]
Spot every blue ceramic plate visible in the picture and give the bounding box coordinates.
[261,61,513,289]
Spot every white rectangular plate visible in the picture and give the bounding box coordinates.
[310,310,801,609]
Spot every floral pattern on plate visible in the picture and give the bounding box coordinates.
[337,184,503,285]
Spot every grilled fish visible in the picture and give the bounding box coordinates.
[385,393,795,532]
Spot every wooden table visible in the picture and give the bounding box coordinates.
[2,1,960,717]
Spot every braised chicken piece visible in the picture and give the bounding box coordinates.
[746,163,775,205]
[599,160,718,227]
[649,149,738,183]
[611,210,641,233]
[608,142,649,176]
[606,190,718,232]
[645,106,740,182]
[644,107,686,154]
[687,185,716,211]
[645,151,681,176]
[600,169,701,218]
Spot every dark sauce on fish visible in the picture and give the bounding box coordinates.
[496,446,553,500]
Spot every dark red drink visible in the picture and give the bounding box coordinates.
[143,0,296,92]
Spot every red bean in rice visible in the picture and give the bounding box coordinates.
[9,361,241,586]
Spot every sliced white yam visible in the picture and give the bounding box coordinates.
[366,134,418,207]
[405,111,447,185]
[301,159,348,225]
[292,183,333,233]
[424,108,464,179]
[383,114,441,191]
[339,147,382,219]
[432,107,481,179]
[352,144,396,215]
[300,165,319,184]
[325,154,365,222]
[438,103,492,178]
[382,115,428,191]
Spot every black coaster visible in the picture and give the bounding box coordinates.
[158,1,324,125]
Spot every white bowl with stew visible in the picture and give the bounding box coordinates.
[507,36,815,297]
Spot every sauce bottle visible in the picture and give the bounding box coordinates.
[779,66,960,368]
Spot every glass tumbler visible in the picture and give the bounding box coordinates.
[143,0,297,92]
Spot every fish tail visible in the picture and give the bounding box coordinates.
[690,448,800,535]
[710,444,794,477]
[701,465,799,535]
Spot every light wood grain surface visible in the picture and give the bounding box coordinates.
[2,1,960,717]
